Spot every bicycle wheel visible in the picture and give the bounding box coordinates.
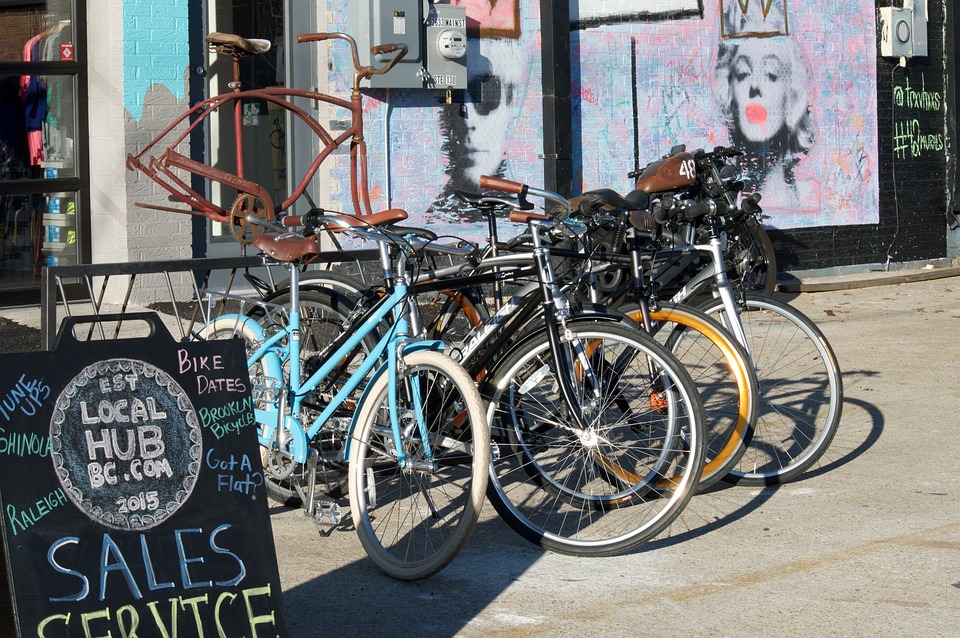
[484,320,705,557]
[726,217,778,296]
[349,350,489,580]
[196,314,294,489]
[622,302,758,490]
[299,269,371,298]
[698,294,843,485]
[423,286,490,354]
[246,286,377,506]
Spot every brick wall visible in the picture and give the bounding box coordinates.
[119,0,193,302]
[85,0,226,304]
[0,10,44,61]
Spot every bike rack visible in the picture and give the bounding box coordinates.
[40,250,379,350]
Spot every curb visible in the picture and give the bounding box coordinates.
[776,265,960,293]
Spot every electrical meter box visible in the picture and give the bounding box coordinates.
[423,4,468,90]
[879,0,928,58]
[349,1,468,89]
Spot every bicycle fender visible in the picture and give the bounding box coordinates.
[210,313,286,380]
[342,339,445,462]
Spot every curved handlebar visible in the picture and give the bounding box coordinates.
[508,210,551,224]
[289,212,476,258]
[297,33,334,43]
[480,175,527,195]
[693,145,744,160]
[371,43,402,55]
[296,32,408,87]
[245,214,287,234]
[479,175,571,219]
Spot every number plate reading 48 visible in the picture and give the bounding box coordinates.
[49,359,202,531]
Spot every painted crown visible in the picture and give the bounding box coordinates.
[721,0,790,39]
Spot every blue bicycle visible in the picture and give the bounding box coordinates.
[199,209,489,580]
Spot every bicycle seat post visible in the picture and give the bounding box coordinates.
[206,32,271,181]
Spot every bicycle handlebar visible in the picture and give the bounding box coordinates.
[296,32,408,86]
[479,175,527,196]
[693,146,744,161]
[245,214,288,234]
[296,212,476,259]
[479,175,571,219]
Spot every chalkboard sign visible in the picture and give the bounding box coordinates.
[0,314,287,637]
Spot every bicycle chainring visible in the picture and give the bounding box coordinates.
[229,193,272,245]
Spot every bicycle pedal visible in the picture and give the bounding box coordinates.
[311,499,342,536]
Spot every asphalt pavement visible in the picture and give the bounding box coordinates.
[2,270,959,637]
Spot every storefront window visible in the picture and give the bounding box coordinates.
[0,189,77,282]
[0,73,77,181]
[0,1,83,296]
[0,3,74,63]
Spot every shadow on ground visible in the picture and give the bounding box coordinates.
[276,388,883,637]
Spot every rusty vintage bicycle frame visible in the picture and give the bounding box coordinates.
[126,32,407,235]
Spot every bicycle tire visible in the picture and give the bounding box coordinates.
[423,287,490,346]
[728,217,778,296]
[256,286,379,505]
[349,350,490,580]
[210,286,372,506]
[196,315,302,495]
[298,270,371,298]
[621,302,758,490]
[484,320,705,557]
[698,294,843,485]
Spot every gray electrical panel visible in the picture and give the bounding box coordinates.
[424,4,468,90]
[349,1,468,89]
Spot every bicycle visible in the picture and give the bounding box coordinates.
[198,209,489,580]
[627,144,778,296]
[422,177,709,555]
[270,178,708,556]
[580,147,843,485]
[554,189,759,490]
[126,31,407,244]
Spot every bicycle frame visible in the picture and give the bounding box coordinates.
[416,218,608,431]
[658,235,750,348]
[232,262,441,469]
[126,33,400,224]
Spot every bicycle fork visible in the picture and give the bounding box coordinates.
[531,229,601,432]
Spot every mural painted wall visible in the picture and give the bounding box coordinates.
[573,0,879,230]
[122,0,189,121]
[326,0,878,234]
[328,1,545,239]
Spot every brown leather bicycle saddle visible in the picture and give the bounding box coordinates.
[205,32,272,56]
[252,235,319,263]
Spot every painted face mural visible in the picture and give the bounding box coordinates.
[730,39,791,143]
[571,0,877,228]
[428,36,532,225]
[714,34,815,207]
[326,1,878,234]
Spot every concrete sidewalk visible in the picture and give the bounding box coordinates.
[2,272,960,636]
[272,273,960,637]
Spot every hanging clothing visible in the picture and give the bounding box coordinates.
[19,34,46,166]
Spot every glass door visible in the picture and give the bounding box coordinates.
[205,0,287,255]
